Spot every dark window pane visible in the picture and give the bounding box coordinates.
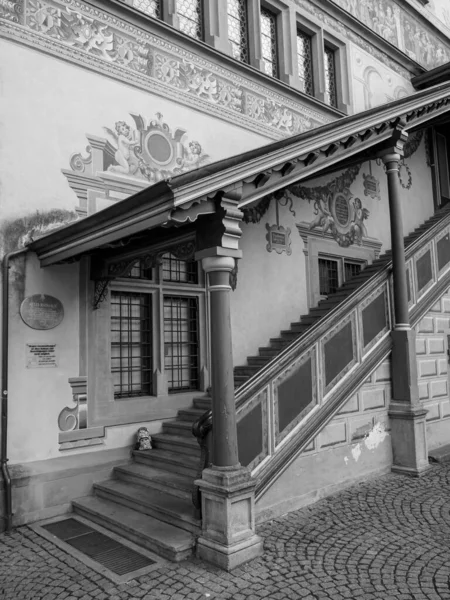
[111,292,153,399]
[228,0,248,63]
[164,296,200,392]
[177,0,203,40]
[344,261,362,282]
[132,0,161,18]
[162,253,198,284]
[297,29,313,95]
[261,8,278,77]
[319,258,339,295]
[324,46,337,107]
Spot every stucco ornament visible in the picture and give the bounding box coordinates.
[102,113,209,182]
[136,427,152,451]
[308,188,370,247]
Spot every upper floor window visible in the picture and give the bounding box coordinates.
[177,0,203,40]
[324,45,338,108]
[132,0,161,18]
[297,29,314,96]
[227,0,248,63]
[260,8,278,78]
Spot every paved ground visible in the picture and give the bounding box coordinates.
[1,462,450,600]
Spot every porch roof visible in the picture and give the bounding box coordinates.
[29,77,450,266]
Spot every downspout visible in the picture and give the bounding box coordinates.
[2,248,28,532]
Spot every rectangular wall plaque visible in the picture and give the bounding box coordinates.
[26,343,58,368]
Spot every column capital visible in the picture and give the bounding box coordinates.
[381,152,402,167]
[202,256,235,274]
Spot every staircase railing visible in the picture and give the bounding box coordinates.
[231,205,450,499]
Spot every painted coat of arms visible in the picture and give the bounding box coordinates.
[308,188,369,247]
[102,112,209,182]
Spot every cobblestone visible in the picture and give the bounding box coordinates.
[2,463,450,598]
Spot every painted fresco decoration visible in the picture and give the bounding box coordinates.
[0,209,79,255]
[329,0,450,68]
[398,160,413,189]
[265,193,296,255]
[103,113,209,181]
[0,0,329,141]
[363,162,381,201]
[307,188,370,247]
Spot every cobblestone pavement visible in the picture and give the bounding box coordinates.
[2,463,450,600]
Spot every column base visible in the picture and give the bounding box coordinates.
[197,533,264,572]
[195,466,264,571]
[388,402,430,477]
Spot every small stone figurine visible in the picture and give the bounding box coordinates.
[136,427,152,450]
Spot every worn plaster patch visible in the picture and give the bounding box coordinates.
[364,421,388,451]
[351,443,362,462]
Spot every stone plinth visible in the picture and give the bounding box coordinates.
[389,402,429,476]
[196,466,263,571]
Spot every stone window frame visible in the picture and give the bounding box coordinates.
[120,0,350,112]
[297,223,382,309]
[85,254,209,430]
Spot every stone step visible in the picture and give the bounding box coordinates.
[152,433,200,457]
[113,463,193,500]
[280,330,302,340]
[72,496,195,562]
[93,480,201,534]
[133,448,199,478]
[234,375,250,387]
[234,365,260,377]
[162,420,196,438]
[177,408,206,422]
[193,397,212,410]
[299,315,319,325]
[269,337,291,349]
[288,322,310,332]
[258,346,280,357]
[247,356,272,367]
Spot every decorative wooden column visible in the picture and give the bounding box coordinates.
[382,149,429,476]
[194,193,263,570]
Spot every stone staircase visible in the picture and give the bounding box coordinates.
[72,206,450,562]
[72,396,211,561]
[233,208,450,388]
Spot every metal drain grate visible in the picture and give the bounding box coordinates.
[42,518,155,576]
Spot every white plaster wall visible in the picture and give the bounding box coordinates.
[8,254,80,463]
[0,38,269,223]
[231,200,308,366]
[350,42,414,113]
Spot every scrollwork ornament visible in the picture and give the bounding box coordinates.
[398,160,412,190]
[69,145,92,172]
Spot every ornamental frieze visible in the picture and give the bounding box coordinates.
[1,0,331,140]
[327,0,450,70]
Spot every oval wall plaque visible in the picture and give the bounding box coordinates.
[20,294,64,330]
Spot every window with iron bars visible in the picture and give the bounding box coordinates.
[324,45,338,108]
[177,0,203,40]
[297,29,314,96]
[319,256,363,297]
[164,296,200,391]
[260,8,278,78]
[131,0,161,18]
[110,250,202,398]
[227,0,248,63]
[111,292,153,399]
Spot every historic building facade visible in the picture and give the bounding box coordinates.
[2,0,450,570]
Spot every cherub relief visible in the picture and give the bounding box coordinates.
[309,194,335,235]
[105,121,140,175]
[349,197,370,245]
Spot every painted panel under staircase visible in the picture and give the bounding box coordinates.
[73,204,450,562]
